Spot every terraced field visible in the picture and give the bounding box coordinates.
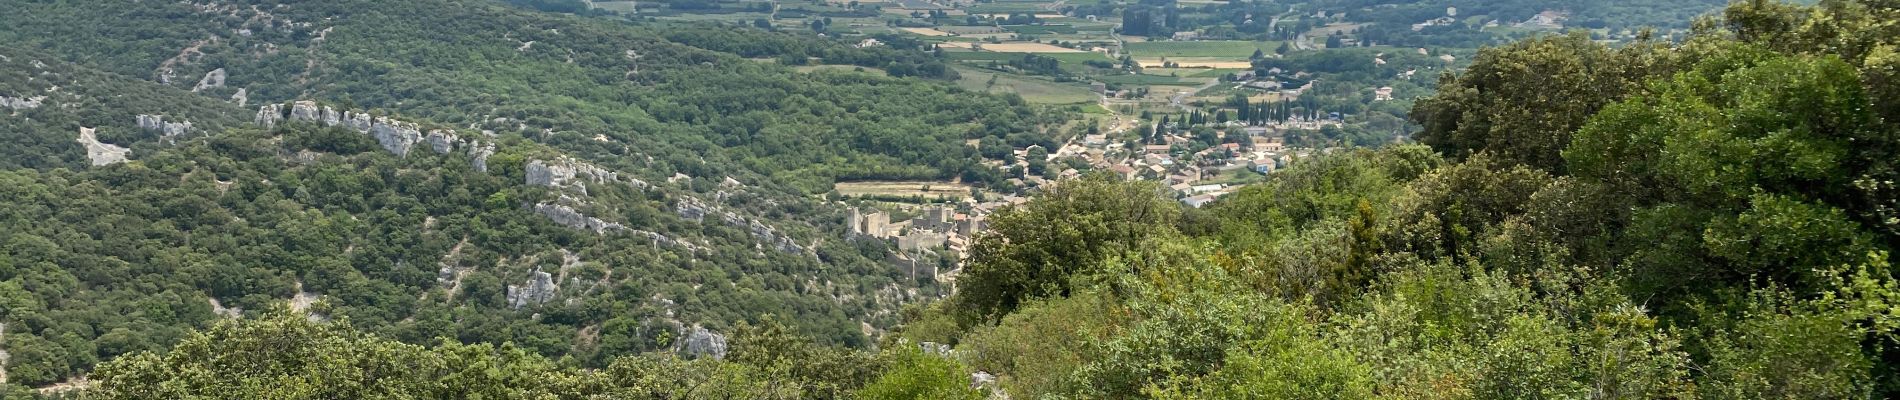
[1123,40,1284,58]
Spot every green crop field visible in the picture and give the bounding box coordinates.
[968,3,1049,13]
[1123,40,1283,58]
[1096,73,1201,86]
[954,67,1099,104]
[584,0,639,12]
[1004,25,1079,34]
[943,50,1111,63]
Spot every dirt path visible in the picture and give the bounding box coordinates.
[35,377,92,396]
[77,127,130,166]
[1170,79,1222,111]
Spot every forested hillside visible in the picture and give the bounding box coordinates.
[0,0,1077,392]
[0,0,1059,190]
[5,0,1900,399]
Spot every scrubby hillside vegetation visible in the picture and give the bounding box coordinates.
[904,1,1900,397]
[0,0,1072,393]
[2,0,1898,399]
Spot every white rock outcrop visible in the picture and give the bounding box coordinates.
[369,116,421,157]
[342,110,372,132]
[678,198,804,254]
[0,95,43,110]
[258,101,478,161]
[1,322,9,385]
[136,114,193,137]
[678,326,729,359]
[506,268,558,309]
[469,141,496,172]
[254,103,284,127]
[427,130,459,154]
[526,159,578,188]
[321,106,341,127]
[525,157,642,194]
[532,202,628,234]
[289,100,319,121]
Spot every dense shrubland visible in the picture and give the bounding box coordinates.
[5,0,1900,399]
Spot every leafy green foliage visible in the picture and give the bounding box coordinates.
[891,2,1900,398]
[1412,32,1680,172]
[0,0,1064,191]
[8,1,1900,398]
[855,345,985,400]
[952,175,1180,326]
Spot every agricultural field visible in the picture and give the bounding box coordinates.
[940,26,1009,35]
[1096,73,1203,86]
[939,50,1109,63]
[888,0,949,10]
[968,42,1088,52]
[1003,24,1080,35]
[1305,23,1369,38]
[581,0,638,13]
[901,27,955,36]
[1122,40,1284,58]
[1135,59,1254,68]
[967,2,1051,13]
[794,64,889,75]
[953,67,1099,104]
[835,181,976,200]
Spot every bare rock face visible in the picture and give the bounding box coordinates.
[259,101,501,167]
[574,163,616,184]
[191,68,226,92]
[289,100,319,121]
[678,326,729,359]
[137,114,164,131]
[342,111,372,132]
[533,202,628,234]
[971,371,999,391]
[525,157,629,195]
[469,141,496,172]
[526,159,578,188]
[678,198,804,254]
[676,198,710,221]
[321,106,341,127]
[0,95,43,110]
[230,88,248,107]
[920,342,953,356]
[369,116,421,157]
[506,269,558,309]
[1,322,9,385]
[136,114,192,137]
[254,103,284,127]
[426,130,458,154]
[634,230,701,252]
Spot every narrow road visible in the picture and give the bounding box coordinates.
[1170,78,1223,112]
[1041,0,1066,13]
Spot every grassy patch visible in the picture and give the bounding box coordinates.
[943,50,1109,63]
[1123,40,1282,58]
[835,181,975,199]
[1004,25,1079,35]
[1096,73,1199,86]
[794,64,887,75]
[967,2,1049,13]
[953,67,1099,104]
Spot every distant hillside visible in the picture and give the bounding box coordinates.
[0,0,1077,388]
